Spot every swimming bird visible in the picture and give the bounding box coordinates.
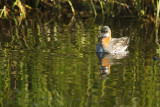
[96,26,130,54]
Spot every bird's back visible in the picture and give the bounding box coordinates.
[104,37,130,54]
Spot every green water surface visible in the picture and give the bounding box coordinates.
[0,15,160,107]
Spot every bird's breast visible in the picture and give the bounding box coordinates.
[102,36,111,48]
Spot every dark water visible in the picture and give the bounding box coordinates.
[0,15,160,107]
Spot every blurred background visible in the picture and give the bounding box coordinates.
[0,0,160,107]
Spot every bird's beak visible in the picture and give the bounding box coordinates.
[99,33,105,38]
[98,34,102,38]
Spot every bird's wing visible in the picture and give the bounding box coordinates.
[106,37,130,53]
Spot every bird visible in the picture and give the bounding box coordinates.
[96,26,130,54]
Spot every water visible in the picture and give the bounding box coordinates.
[0,15,160,107]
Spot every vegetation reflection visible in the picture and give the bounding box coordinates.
[0,13,159,107]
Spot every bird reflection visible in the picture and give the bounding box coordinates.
[96,52,127,79]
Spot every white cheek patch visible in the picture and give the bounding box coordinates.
[104,33,110,37]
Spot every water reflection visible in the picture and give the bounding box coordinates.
[0,14,160,107]
[153,56,160,60]
[96,52,128,79]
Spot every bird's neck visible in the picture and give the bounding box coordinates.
[102,34,111,48]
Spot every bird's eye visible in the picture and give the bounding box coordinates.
[101,30,108,33]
